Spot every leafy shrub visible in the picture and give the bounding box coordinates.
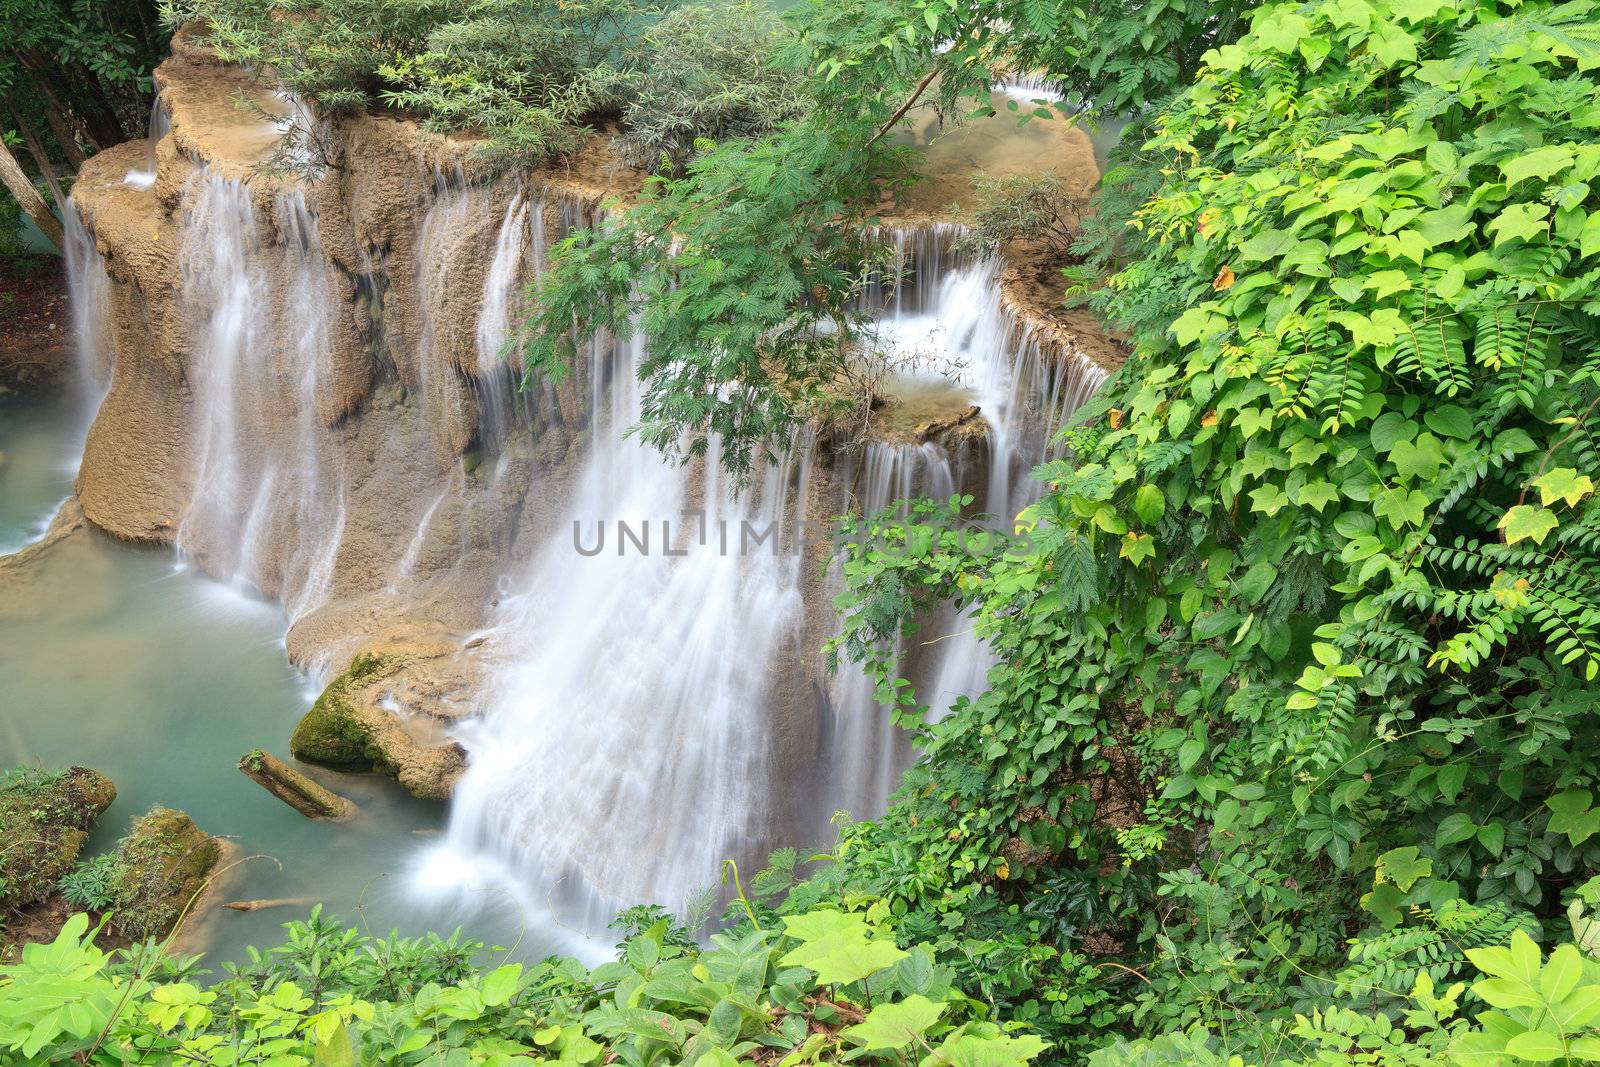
[378,0,655,166]
[956,170,1093,262]
[158,0,464,113]
[605,1,807,173]
[56,853,121,912]
[0,903,1054,1065]
[818,0,1600,1051]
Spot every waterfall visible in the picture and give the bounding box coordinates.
[63,206,115,401]
[822,225,1109,805]
[123,90,170,189]
[420,216,1108,931]
[474,192,539,451]
[175,173,346,625]
[416,324,812,925]
[994,72,1065,104]
[823,442,955,821]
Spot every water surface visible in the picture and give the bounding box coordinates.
[0,395,559,965]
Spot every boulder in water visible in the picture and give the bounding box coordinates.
[0,766,116,911]
[105,806,228,944]
[290,651,401,769]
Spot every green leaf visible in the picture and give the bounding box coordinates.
[1546,789,1600,846]
[1504,1028,1566,1062]
[926,1031,1051,1067]
[1389,432,1445,482]
[1375,486,1428,528]
[1487,203,1549,246]
[480,964,521,1007]
[1502,146,1574,186]
[842,995,945,1050]
[1436,812,1477,848]
[1133,484,1166,525]
[1249,483,1290,516]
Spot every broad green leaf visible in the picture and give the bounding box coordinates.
[1375,845,1432,891]
[1487,203,1550,246]
[1504,1028,1566,1061]
[481,964,521,1007]
[1133,484,1166,525]
[1502,146,1575,186]
[843,995,946,1050]
[1546,789,1600,846]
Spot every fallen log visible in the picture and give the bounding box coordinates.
[223,897,310,912]
[238,750,356,821]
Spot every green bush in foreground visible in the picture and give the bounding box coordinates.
[0,903,1050,1065]
[6,902,1600,1064]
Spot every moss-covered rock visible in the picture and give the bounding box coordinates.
[105,806,224,942]
[0,767,116,911]
[290,651,403,769]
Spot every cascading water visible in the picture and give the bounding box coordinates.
[416,322,813,928]
[421,217,1108,932]
[175,173,346,628]
[473,192,536,451]
[123,91,170,189]
[63,205,115,409]
[823,226,1109,791]
[823,442,955,820]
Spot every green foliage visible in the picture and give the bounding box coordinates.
[57,853,122,912]
[810,0,1600,1054]
[0,902,1054,1065]
[516,114,911,473]
[378,0,659,167]
[1032,0,1258,117]
[0,767,114,915]
[954,170,1092,262]
[158,0,462,113]
[604,1,807,173]
[513,0,1258,470]
[2,0,163,188]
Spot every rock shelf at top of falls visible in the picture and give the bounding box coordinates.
[57,23,1124,936]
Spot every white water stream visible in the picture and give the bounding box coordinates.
[176,174,346,631]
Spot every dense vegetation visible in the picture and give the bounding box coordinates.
[9,0,1600,1061]
[0,0,163,249]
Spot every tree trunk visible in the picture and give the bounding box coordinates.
[34,94,89,169]
[17,49,118,149]
[6,103,66,203]
[0,124,63,250]
[238,749,358,820]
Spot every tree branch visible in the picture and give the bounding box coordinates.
[863,66,940,150]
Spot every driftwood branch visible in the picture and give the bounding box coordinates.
[238,750,356,821]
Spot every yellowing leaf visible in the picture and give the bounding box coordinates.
[1499,504,1559,545]
[1212,264,1236,290]
[1121,532,1155,565]
[1531,467,1595,508]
